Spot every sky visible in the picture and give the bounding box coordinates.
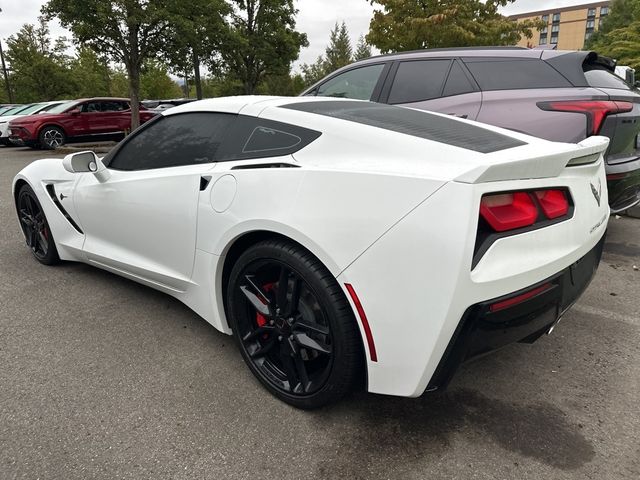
[0,0,600,70]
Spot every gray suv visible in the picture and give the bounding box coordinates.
[302,47,640,213]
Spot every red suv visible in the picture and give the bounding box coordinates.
[9,97,157,149]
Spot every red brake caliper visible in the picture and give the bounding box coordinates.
[256,282,276,328]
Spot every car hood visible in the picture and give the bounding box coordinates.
[0,114,30,123]
[10,112,64,125]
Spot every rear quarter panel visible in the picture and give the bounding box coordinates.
[477,88,605,142]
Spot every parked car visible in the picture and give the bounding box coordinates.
[0,104,22,116]
[302,47,640,213]
[0,101,67,146]
[13,96,609,407]
[8,97,157,149]
[1,104,32,117]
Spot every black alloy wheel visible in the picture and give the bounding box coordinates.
[17,184,60,265]
[227,239,362,409]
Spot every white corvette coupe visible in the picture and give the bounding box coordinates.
[14,96,610,408]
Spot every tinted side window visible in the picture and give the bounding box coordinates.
[443,61,476,97]
[463,59,572,90]
[317,64,385,100]
[217,115,321,161]
[108,113,234,170]
[83,102,100,113]
[388,59,451,104]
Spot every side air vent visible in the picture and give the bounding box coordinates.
[231,163,300,170]
[45,184,84,234]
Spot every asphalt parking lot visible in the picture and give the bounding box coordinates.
[1,146,639,480]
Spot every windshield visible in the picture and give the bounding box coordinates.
[1,105,34,116]
[16,103,50,115]
[45,100,81,114]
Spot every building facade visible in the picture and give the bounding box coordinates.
[511,1,611,50]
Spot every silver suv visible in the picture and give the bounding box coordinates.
[302,47,640,213]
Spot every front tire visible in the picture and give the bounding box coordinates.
[38,126,65,150]
[226,239,363,409]
[16,184,60,265]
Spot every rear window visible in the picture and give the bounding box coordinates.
[584,68,632,90]
[463,58,572,90]
[282,101,526,153]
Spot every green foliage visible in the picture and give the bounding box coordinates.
[300,21,360,87]
[256,73,306,95]
[301,56,329,87]
[4,18,75,102]
[42,0,174,127]
[354,35,372,61]
[140,61,183,99]
[324,22,353,73]
[586,1,640,71]
[222,0,308,94]
[69,47,111,97]
[366,0,542,52]
[162,0,230,99]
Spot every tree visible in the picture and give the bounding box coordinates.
[163,0,230,100]
[43,0,173,129]
[140,60,183,99]
[354,35,372,61]
[301,55,328,87]
[585,1,640,70]
[4,18,74,102]
[324,22,353,73]
[366,0,542,53]
[69,47,111,98]
[222,0,308,94]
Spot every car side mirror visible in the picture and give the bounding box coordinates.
[62,151,111,183]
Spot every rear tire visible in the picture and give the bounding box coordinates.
[38,126,65,150]
[16,184,60,265]
[226,239,363,409]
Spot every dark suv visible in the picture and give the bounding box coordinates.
[302,47,640,213]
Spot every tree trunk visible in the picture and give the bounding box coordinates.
[193,49,203,100]
[128,64,141,131]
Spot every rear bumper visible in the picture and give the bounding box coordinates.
[605,156,640,212]
[427,234,606,391]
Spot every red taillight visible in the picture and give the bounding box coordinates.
[606,172,629,180]
[489,283,554,312]
[480,192,538,232]
[480,189,571,233]
[535,189,569,219]
[538,100,633,136]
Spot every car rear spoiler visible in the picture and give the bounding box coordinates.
[454,136,610,184]
[542,51,616,87]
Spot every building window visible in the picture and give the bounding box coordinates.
[585,32,593,41]
[540,36,548,45]
[600,6,609,16]
[550,35,558,44]
[586,20,595,29]
[551,24,560,33]
[552,13,561,23]
[587,8,596,17]
[541,14,549,23]
[540,26,548,34]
